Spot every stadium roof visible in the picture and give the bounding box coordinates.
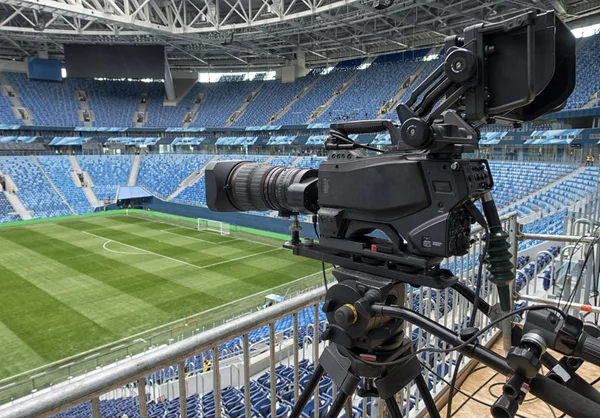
[0,0,599,71]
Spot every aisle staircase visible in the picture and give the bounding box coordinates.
[167,155,219,201]
[134,87,149,127]
[183,87,207,128]
[582,89,600,109]
[305,72,360,123]
[0,73,33,125]
[509,166,586,223]
[270,78,321,124]
[32,155,76,215]
[74,87,93,127]
[68,155,83,172]
[68,155,101,208]
[376,48,438,118]
[128,154,142,186]
[1,174,32,220]
[226,84,264,127]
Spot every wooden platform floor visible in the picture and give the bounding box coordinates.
[438,340,600,418]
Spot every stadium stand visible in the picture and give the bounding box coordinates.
[489,162,578,208]
[192,81,262,127]
[1,34,600,127]
[566,34,600,109]
[137,154,213,198]
[77,155,133,202]
[144,83,202,128]
[0,93,20,125]
[315,59,421,123]
[0,193,19,222]
[233,76,316,127]
[4,73,81,127]
[80,79,145,127]
[37,156,93,215]
[0,155,593,231]
[276,68,358,125]
[0,156,72,218]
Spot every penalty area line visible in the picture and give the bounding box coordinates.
[126,214,279,248]
[82,230,283,270]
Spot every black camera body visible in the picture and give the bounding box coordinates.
[315,153,492,261]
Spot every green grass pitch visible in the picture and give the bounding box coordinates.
[0,214,322,380]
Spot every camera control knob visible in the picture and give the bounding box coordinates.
[335,304,358,327]
[401,117,431,149]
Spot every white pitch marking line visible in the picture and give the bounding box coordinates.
[162,228,238,245]
[102,240,147,255]
[125,214,278,248]
[83,230,283,270]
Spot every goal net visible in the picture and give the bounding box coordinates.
[197,218,230,235]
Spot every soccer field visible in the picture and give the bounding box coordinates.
[0,212,322,381]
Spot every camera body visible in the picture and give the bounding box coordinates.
[315,152,493,261]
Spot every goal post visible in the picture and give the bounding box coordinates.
[197,218,230,235]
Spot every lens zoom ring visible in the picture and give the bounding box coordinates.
[248,165,275,211]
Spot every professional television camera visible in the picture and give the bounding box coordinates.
[205,10,600,418]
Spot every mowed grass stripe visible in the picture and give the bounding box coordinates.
[85,216,244,249]
[0,320,47,378]
[82,218,324,291]
[0,216,323,379]
[54,216,322,293]
[109,214,274,250]
[46,222,309,296]
[113,215,232,244]
[0,227,227,322]
[0,263,113,365]
[0,233,171,334]
[63,218,273,267]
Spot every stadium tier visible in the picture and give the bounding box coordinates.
[0,154,597,235]
[0,34,598,129]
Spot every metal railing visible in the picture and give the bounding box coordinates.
[519,230,600,319]
[0,214,520,418]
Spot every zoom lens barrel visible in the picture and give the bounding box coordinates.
[205,160,318,214]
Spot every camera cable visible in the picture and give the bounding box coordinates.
[349,304,566,369]
[447,202,490,418]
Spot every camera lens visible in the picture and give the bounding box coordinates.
[205,160,317,213]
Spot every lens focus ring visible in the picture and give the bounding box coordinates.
[231,163,260,211]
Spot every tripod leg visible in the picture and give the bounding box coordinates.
[326,391,349,418]
[414,373,441,418]
[327,374,362,418]
[384,397,404,418]
[289,363,325,418]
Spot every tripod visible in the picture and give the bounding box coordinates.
[290,336,440,418]
[289,267,443,418]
